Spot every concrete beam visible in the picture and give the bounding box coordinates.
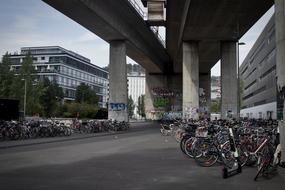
[108,41,128,122]
[221,41,238,119]
[275,0,285,162]
[182,42,199,119]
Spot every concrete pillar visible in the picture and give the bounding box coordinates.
[199,72,211,119]
[145,73,167,120]
[108,41,128,122]
[275,0,285,162]
[221,41,238,119]
[182,42,199,119]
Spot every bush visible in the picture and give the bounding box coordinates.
[59,103,98,119]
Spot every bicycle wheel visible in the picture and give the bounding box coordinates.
[179,136,188,155]
[193,139,218,167]
[254,160,265,181]
[219,141,241,169]
[174,129,184,143]
[184,137,196,158]
[237,145,249,167]
[254,145,273,181]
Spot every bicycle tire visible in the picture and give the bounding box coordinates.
[184,137,196,158]
[193,139,218,167]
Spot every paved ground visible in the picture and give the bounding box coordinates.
[0,122,284,190]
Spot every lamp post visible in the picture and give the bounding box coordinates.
[237,42,246,120]
[21,78,27,119]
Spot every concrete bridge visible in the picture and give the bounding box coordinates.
[42,0,284,123]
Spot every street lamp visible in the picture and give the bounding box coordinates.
[21,78,27,119]
[237,42,246,120]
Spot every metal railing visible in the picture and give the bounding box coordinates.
[127,0,166,47]
[128,0,147,19]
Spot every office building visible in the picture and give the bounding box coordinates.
[240,16,277,119]
[9,46,108,108]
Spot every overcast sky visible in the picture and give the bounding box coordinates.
[0,0,274,76]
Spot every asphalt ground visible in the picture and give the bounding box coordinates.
[0,122,284,190]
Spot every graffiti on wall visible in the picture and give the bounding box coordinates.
[147,87,182,120]
[199,88,209,117]
[109,103,127,111]
[183,102,198,119]
[151,87,182,109]
[153,97,170,108]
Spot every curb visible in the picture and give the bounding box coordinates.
[0,131,127,150]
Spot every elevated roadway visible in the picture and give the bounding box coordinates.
[43,0,171,73]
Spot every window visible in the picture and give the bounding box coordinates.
[244,80,256,90]
[245,68,257,80]
[41,57,45,60]
[260,65,276,80]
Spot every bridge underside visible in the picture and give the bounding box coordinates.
[43,0,170,73]
[166,0,274,73]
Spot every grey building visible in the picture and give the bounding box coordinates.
[240,16,277,119]
[9,46,108,108]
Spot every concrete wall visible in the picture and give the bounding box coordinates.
[145,73,168,120]
[240,101,277,119]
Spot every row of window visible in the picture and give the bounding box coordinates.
[44,76,107,104]
[49,56,108,79]
[243,85,267,101]
[242,49,276,81]
[57,76,107,94]
[60,65,108,87]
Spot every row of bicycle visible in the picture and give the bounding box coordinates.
[0,119,130,141]
[160,119,285,180]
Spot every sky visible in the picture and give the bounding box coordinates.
[0,0,274,76]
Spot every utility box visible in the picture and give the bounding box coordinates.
[142,0,166,26]
[0,99,19,121]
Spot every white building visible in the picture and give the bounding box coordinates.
[128,72,145,119]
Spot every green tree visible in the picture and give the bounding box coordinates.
[0,52,42,116]
[0,52,14,98]
[128,96,135,118]
[211,101,221,113]
[75,83,99,106]
[39,78,63,117]
[137,95,145,118]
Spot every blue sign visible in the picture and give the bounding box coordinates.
[109,103,127,111]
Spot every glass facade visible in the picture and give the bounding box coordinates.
[9,46,109,108]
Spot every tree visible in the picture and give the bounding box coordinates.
[137,95,145,118]
[75,83,99,106]
[39,78,63,117]
[128,96,135,118]
[211,101,221,113]
[0,53,14,98]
